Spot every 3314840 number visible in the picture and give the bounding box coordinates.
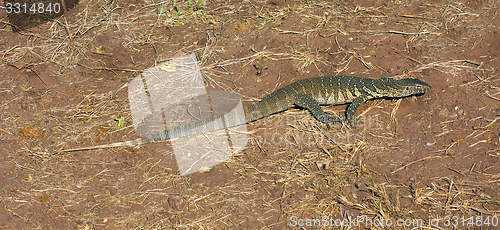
[4,2,61,14]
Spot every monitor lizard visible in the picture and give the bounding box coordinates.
[55,76,430,154]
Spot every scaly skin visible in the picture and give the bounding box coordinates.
[55,76,430,154]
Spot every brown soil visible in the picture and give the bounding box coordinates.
[1,0,499,229]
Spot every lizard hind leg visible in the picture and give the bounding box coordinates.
[292,93,346,128]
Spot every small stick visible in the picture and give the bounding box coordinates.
[391,155,446,174]
[51,137,154,156]
[384,31,432,36]
[27,66,86,97]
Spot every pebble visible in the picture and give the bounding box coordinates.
[168,195,186,211]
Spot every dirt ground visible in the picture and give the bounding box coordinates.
[1,0,499,229]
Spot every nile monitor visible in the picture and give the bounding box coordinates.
[56,76,430,154]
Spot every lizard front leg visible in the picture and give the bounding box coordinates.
[345,95,368,126]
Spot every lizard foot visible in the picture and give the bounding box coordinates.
[318,115,346,129]
[348,115,364,127]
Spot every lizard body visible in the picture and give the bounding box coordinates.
[56,76,430,154]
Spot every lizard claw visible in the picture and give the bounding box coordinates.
[348,115,363,126]
[318,115,345,129]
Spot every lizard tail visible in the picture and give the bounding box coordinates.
[52,137,154,156]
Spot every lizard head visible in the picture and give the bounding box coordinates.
[395,78,431,96]
[375,77,431,98]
